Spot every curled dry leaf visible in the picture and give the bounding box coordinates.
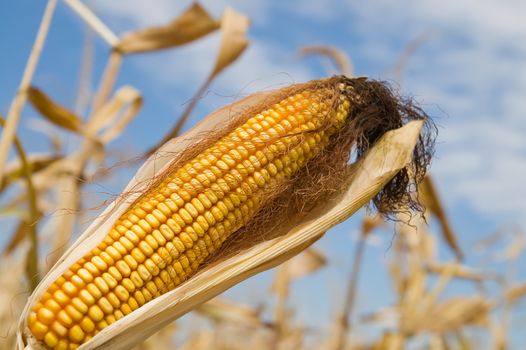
[419,175,463,260]
[422,297,492,334]
[27,87,83,133]
[298,46,353,77]
[425,262,499,282]
[211,8,250,78]
[195,298,265,328]
[86,85,143,144]
[18,76,431,350]
[505,283,526,304]
[361,214,383,236]
[372,332,405,350]
[0,155,61,193]
[116,3,220,54]
[285,247,327,279]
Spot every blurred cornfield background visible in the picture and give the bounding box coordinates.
[1,1,526,349]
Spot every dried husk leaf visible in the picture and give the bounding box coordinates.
[285,247,327,279]
[422,297,492,333]
[116,3,220,54]
[419,175,462,260]
[85,85,143,144]
[298,46,353,76]
[425,262,498,282]
[372,332,405,350]
[17,86,424,349]
[211,8,250,78]
[0,155,60,193]
[505,283,526,303]
[27,87,82,133]
[195,298,265,328]
[361,214,383,236]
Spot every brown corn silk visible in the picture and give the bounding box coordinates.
[25,76,433,349]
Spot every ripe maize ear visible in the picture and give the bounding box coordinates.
[27,80,353,349]
[25,76,433,349]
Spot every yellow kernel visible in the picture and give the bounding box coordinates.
[125,231,140,245]
[91,256,108,271]
[123,255,138,270]
[114,285,130,302]
[107,292,121,308]
[119,236,134,252]
[98,297,114,314]
[70,275,85,289]
[77,268,93,283]
[51,321,67,337]
[71,298,88,314]
[86,283,102,299]
[88,305,104,322]
[69,325,85,343]
[54,290,70,306]
[131,224,146,238]
[65,305,83,322]
[113,242,127,255]
[138,241,154,256]
[57,310,73,327]
[144,258,160,276]
[84,262,99,276]
[44,331,59,348]
[129,272,144,288]
[115,260,131,277]
[137,264,152,281]
[94,277,109,294]
[30,320,49,338]
[103,272,118,289]
[37,307,54,325]
[159,224,175,240]
[145,213,161,228]
[80,317,95,333]
[55,339,69,350]
[152,230,166,246]
[62,281,77,297]
[122,277,137,292]
[108,266,123,281]
[131,247,147,262]
[79,290,95,306]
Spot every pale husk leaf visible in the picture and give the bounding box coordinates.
[27,87,82,133]
[17,89,423,349]
[116,3,220,54]
[211,8,250,78]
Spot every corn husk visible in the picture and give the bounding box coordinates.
[17,85,424,349]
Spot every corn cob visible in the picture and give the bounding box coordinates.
[27,84,352,349]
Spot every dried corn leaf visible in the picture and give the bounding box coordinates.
[505,283,526,303]
[196,298,265,328]
[422,297,492,333]
[211,8,250,78]
[299,46,353,76]
[17,87,424,349]
[86,86,142,144]
[27,87,82,133]
[285,247,327,279]
[116,3,219,54]
[361,214,383,236]
[3,221,30,255]
[372,332,405,350]
[0,155,60,193]
[425,262,499,282]
[419,176,462,260]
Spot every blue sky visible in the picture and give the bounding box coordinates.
[1,0,526,347]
